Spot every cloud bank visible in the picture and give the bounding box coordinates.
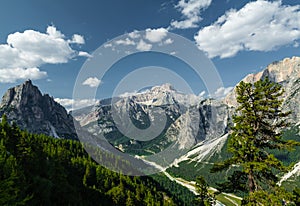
[0,26,89,83]
[195,0,300,58]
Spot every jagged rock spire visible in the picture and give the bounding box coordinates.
[0,80,77,139]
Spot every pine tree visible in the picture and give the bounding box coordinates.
[0,139,30,205]
[194,176,215,206]
[212,77,300,203]
[125,191,135,206]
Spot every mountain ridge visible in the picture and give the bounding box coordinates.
[0,80,77,139]
[0,56,299,184]
[224,56,300,127]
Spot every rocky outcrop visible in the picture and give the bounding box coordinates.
[0,80,77,139]
[197,99,231,141]
[224,56,300,123]
[165,98,230,150]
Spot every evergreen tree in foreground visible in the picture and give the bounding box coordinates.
[212,77,300,204]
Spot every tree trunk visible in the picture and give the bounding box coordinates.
[248,170,256,193]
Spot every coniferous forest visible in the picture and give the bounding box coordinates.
[0,115,196,206]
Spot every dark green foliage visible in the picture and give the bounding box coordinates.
[194,176,215,206]
[242,186,294,206]
[150,173,196,205]
[215,171,247,195]
[0,139,31,205]
[293,187,300,205]
[273,126,300,166]
[212,77,300,204]
[0,115,179,206]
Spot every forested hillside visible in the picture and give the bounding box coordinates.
[0,115,195,206]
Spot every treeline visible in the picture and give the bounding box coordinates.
[0,115,189,206]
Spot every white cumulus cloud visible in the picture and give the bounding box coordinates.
[82,77,101,88]
[164,38,174,45]
[0,25,89,83]
[78,51,93,58]
[115,38,135,46]
[213,86,233,99]
[145,28,168,43]
[171,0,212,29]
[104,43,113,48]
[70,34,85,44]
[136,39,152,51]
[195,0,300,58]
[7,29,74,66]
[0,67,47,83]
[54,98,98,111]
[128,30,140,39]
[46,25,65,38]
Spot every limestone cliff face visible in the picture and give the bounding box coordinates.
[0,80,77,139]
[72,84,231,155]
[165,98,231,151]
[224,56,300,123]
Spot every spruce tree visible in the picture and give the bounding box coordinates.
[212,77,300,203]
[194,176,215,206]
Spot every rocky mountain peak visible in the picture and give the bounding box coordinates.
[0,79,42,108]
[129,83,203,107]
[241,56,300,84]
[0,80,77,139]
[224,56,300,124]
[265,56,300,82]
[238,57,300,85]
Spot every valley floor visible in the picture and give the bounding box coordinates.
[141,157,242,206]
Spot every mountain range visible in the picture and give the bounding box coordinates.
[0,56,299,186]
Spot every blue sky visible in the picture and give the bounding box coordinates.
[0,0,300,109]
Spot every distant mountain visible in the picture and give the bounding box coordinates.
[72,82,231,166]
[0,80,77,139]
[75,54,300,154]
[73,56,300,184]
